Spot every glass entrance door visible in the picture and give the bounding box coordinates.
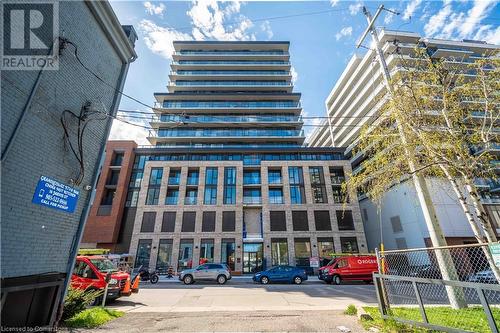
[243,243,263,273]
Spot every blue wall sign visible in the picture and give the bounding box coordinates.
[32,176,80,213]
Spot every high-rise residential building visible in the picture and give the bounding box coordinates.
[86,41,367,274]
[309,30,500,251]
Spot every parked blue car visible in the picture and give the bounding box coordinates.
[253,265,308,285]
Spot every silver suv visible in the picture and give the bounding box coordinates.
[179,263,232,285]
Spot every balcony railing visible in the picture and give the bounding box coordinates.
[156,129,305,138]
[184,197,197,205]
[243,197,262,204]
[173,70,290,75]
[158,101,301,109]
[152,114,302,124]
[177,51,287,55]
[172,81,292,87]
[269,197,284,204]
[173,61,290,65]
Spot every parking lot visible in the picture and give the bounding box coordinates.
[108,276,377,313]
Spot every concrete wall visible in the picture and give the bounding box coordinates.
[360,178,485,251]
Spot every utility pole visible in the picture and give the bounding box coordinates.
[357,5,466,309]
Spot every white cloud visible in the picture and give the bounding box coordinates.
[424,0,498,44]
[349,2,363,16]
[402,0,422,20]
[335,26,353,41]
[260,20,273,39]
[139,19,192,59]
[144,1,166,16]
[291,66,298,84]
[186,0,258,41]
[330,0,340,7]
[109,118,150,146]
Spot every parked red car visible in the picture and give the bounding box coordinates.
[318,255,378,285]
[71,256,132,303]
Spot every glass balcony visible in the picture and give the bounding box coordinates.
[175,61,290,65]
[168,177,180,185]
[162,101,300,109]
[173,81,291,87]
[184,197,197,205]
[174,70,290,75]
[269,196,284,204]
[243,171,261,185]
[157,128,304,138]
[177,51,286,55]
[156,114,301,123]
[243,197,262,204]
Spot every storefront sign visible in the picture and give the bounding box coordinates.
[489,243,500,268]
[32,176,79,213]
[309,256,320,268]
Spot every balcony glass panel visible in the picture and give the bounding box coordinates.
[159,114,300,123]
[243,170,261,185]
[269,188,284,204]
[174,80,290,87]
[176,60,290,65]
[243,188,262,204]
[178,50,286,55]
[176,70,289,75]
[168,169,181,185]
[157,128,304,138]
[162,100,299,108]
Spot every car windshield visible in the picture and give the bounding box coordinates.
[90,259,117,272]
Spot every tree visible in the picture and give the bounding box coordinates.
[345,46,500,282]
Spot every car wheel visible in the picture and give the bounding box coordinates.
[150,274,159,284]
[293,276,302,285]
[183,275,193,285]
[217,275,227,285]
[333,275,341,285]
[260,276,269,284]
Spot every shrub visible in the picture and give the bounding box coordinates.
[344,304,358,316]
[62,287,103,321]
[65,307,123,328]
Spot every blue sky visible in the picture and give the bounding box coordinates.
[108,0,500,144]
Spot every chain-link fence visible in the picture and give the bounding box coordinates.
[375,243,500,333]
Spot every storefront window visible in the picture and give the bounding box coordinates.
[318,238,334,267]
[340,237,359,253]
[221,239,235,270]
[178,239,194,271]
[134,239,152,268]
[294,238,311,266]
[156,239,173,273]
[271,239,288,266]
[200,239,215,264]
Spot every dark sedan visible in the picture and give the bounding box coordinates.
[252,265,308,284]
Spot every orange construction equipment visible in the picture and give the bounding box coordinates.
[120,277,132,296]
[131,275,140,293]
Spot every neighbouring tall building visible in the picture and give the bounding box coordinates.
[84,41,369,275]
[1,1,136,328]
[309,30,500,251]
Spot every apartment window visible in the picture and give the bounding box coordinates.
[145,188,160,205]
[270,211,286,231]
[269,188,284,204]
[340,237,359,253]
[178,239,193,270]
[221,239,235,271]
[292,211,309,231]
[314,210,332,231]
[391,216,403,233]
[168,168,181,185]
[101,189,115,205]
[149,168,163,185]
[268,168,282,184]
[318,237,334,261]
[111,152,124,166]
[222,211,236,232]
[187,168,199,185]
[165,188,179,205]
[185,188,198,205]
[289,167,306,204]
[202,211,216,232]
[223,167,237,204]
[336,210,355,231]
[332,186,348,204]
[107,170,120,185]
[329,167,345,185]
[243,170,261,185]
[271,238,289,266]
[309,167,327,203]
[204,167,218,205]
[396,237,407,249]
[243,188,261,204]
[200,239,215,263]
[156,239,173,272]
[129,171,143,187]
[181,212,196,232]
[140,212,156,232]
[294,238,311,266]
[134,239,152,268]
[125,189,139,207]
[161,212,176,232]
